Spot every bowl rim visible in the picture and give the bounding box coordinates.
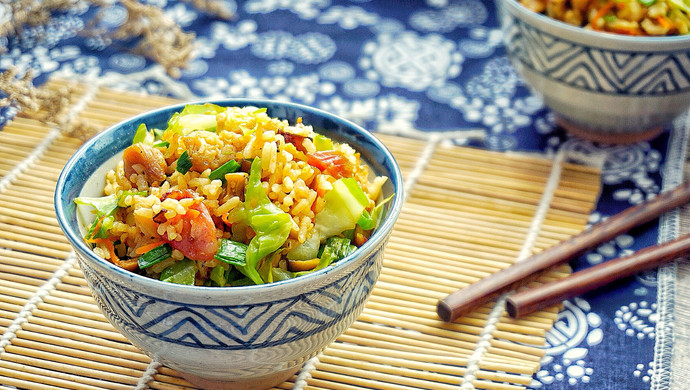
[55,98,404,297]
[499,0,690,48]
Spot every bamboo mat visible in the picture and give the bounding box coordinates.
[0,79,602,390]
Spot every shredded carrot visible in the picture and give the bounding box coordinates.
[90,237,139,271]
[186,209,201,219]
[354,232,368,246]
[91,238,119,262]
[135,239,166,255]
[221,212,232,226]
[591,1,616,30]
[657,16,674,30]
[87,217,104,240]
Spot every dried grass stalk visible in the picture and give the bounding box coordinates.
[0,67,97,141]
[88,0,197,78]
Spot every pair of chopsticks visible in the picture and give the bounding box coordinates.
[437,181,690,322]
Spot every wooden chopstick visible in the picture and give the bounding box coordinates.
[505,233,690,318]
[437,181,690,322]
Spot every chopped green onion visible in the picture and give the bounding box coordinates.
[214,239,248,266]
[369,194,394,231]
[313,134,334,151]
[296,237,355,277]
[639,0,656,6]
[176,151,192,174]
[138,243,172,269]
[320,237,355,266]
[210,265,227,287]
[603,14,617,21]
[209,159,241,181]
[160,259,196,285]
[152,141,169,148]
[357,210,374,230]
[253,107,268,114]
[132,123,148,144]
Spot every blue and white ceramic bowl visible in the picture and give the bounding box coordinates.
[498,0,690,143]
[55,99,403,389]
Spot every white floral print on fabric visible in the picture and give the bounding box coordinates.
[251,31,336,64]
[267,60,295,76]
[634,362,655,385]
[318,94,420,132]
[244,0,330,19]
[410,0,488,32]
[528,299,602,388]
[459,28,504,58]
[108,53,147,73]
[442,57,540,145]
[193,71,336,104]
[211,20,258,51]
[360,32,463,91]
[98,5,128,27]
[165,2,198,27]
[318,61,356,82]
[558,140,662,205]
[1,46,59,76]
[583,231,635,266]
[317,5,379,29]
[616,301,658,340]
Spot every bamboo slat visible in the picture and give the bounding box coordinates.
[0,79,602,390]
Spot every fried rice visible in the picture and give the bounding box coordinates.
[76,104,391,287]
[519,0,690,35]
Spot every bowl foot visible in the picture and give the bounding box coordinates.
[556,116,664,144]
[180,366,301,390]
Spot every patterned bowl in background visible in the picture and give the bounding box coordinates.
[54,99,403,390]
[498,0,690,144]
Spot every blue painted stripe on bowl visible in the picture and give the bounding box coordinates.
[502,18,690,96]
[81,251,380,349]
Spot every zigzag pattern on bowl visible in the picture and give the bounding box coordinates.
[80,254,380,350]
[503,18,690,94]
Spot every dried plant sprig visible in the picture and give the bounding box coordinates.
[182,0,235,20]
[0,67,97,141]
[87,0,197,78]
[0,67,41,111]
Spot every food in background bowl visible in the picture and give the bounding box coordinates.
[74,104,392,287]
[520,0,690,36]
[498,0,690,143]
[55,99,402,389]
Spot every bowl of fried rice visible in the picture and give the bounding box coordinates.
[55,99,403,389]
[498,0,690,143]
